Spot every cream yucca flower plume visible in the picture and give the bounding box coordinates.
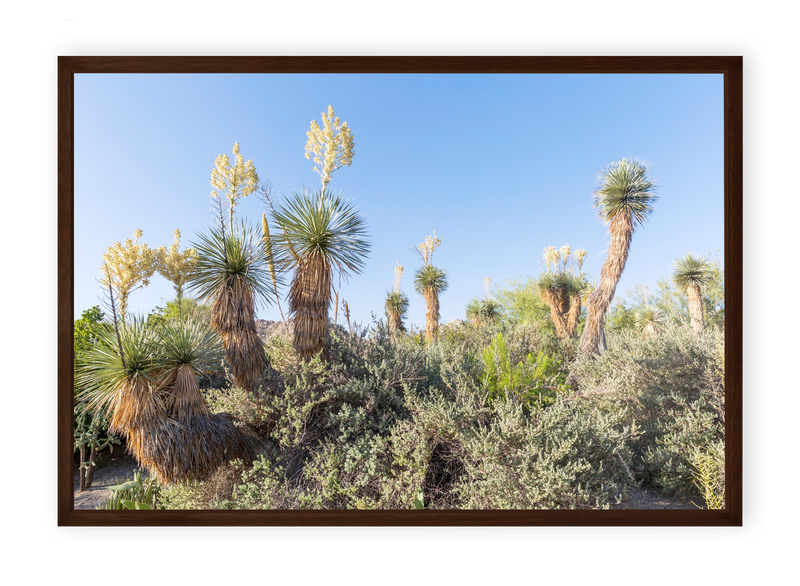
[101,228,156,322]
[154,228,198,315]
[210,141,259,228]
[415,231,442,266]
[304,105,355,190]
[394,262,404,293]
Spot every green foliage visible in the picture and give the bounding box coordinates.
[691,441,725,509]
[98,469,161,510]
[492,277,555,333]
[481,333,566,409]
[593,158,658,227]
[465,297,502,326]
[147,298,212,326]
[155,301,721,511]
[74,306,107,363]
[569,326,724,496]
[413,264,448,295]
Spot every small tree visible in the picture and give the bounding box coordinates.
[304,105,355,190]
[100,229,156,323]
[74,306,119,491]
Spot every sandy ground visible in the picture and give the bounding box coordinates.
[73,450,146,510]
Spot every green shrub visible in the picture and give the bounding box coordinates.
[481,332,568,410]
[568,325,724,496]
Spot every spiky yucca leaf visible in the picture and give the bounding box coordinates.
[672,254,713,292]
[189,221,274,312]
[593,158,658,228]
[157,318,223,375]
[76,317,160,417]
[465,297,501,326]
[271,188,370,281]
[633,305,667,336]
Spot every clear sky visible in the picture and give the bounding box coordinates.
[74,73,723,328]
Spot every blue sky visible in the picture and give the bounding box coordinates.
[74,73,723,327]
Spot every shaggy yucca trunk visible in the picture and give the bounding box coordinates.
[210,278,266,391]
[541,289,569,338]
[687,284,705,335]
[109,369,258,484]
[565,292,582,338]
[424,288,440,341]
[580,212,633,355]
[290,252,332,360]
[387,309,405,334]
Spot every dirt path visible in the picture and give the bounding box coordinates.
[73,451,146,510]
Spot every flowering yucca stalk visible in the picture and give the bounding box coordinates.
[210,142,259,229]
[154,229,198,317]
[100,229,156,323]
[304,105,355,190]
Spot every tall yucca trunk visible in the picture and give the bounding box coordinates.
[424,287,440,341]
[387,309,404,334]
[566,292,582,338]
[290,252,332,360]
[210,278,266,391]
[687,284,705,335]
[580,212,633,354]
[541,289,569,338]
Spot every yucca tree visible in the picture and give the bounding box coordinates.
[385,291,410,333]
[155,319,259,482]
[414,264,448,341]
[580,158,658,355]
[465,297,501,327]
[271,187,370,360]
[537,245,588,339]
[672,253,713,334]
[633,304,667,336]
[413,233,448,341]
[77,318,258,484]
[189,221,273,391]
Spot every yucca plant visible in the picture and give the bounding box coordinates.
[580,158,658,355]
[536,245,588,339]
[385,291,410,333]
[189,221,273,391]
[632,304,667,336]
[672,253,713,335]
[155,319,259,483]
[271,187,370,360]
[414,264,448,341]
[77,317,259,484]
[413,232,449,342]
[385,262,409,334]
[465,297,501,327]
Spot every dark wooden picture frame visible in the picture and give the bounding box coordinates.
[58,56,742,526]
